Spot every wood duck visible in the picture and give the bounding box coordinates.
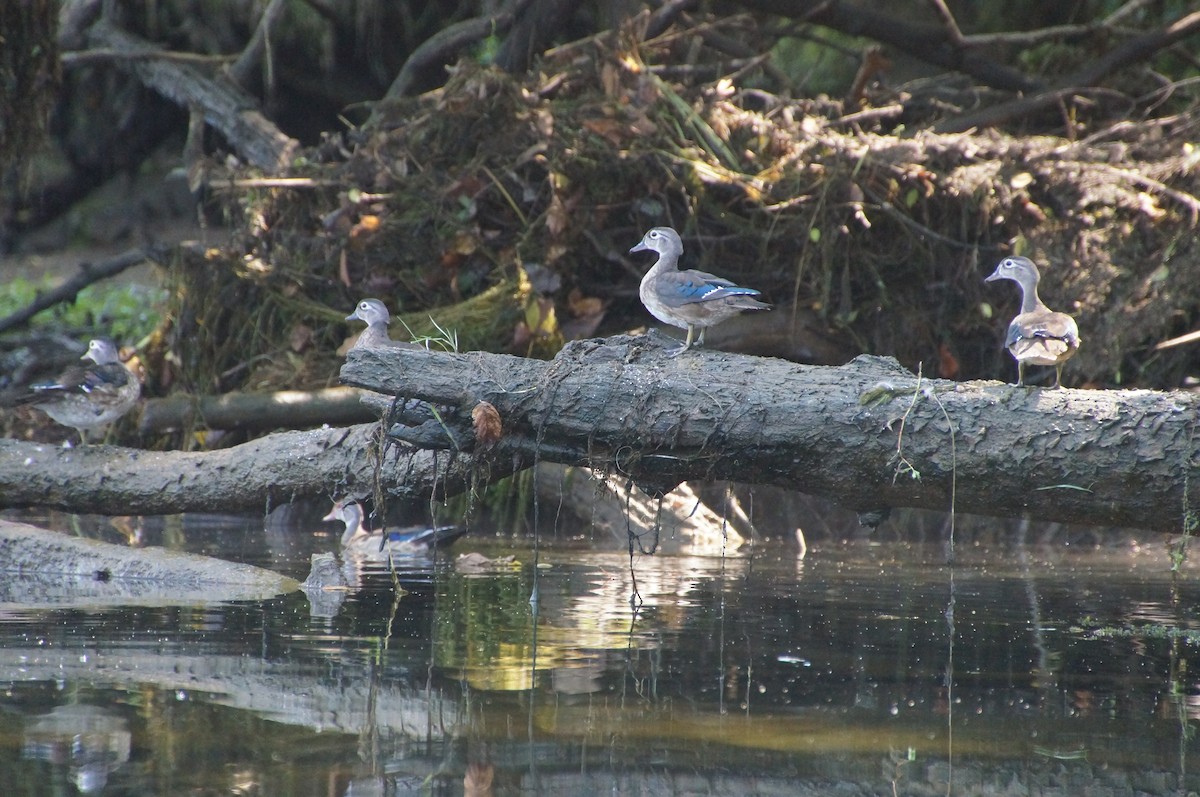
[985,256,1081,388]
[10,338,140,443]
[323,500,466,555]
[345,298,418,350]
[630,227,770,354]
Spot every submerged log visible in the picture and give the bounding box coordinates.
[0,519,296,608]
[339,334,1200,533]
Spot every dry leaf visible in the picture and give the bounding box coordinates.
[582,117,624,146]
[290,324,314,353]
[348,214,381,249]
[937,343,960,380]
[567,288,603,317]
[472,401,502,446]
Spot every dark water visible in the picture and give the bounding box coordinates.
[1,505,1198,796]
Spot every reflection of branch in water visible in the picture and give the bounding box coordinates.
[623,601,656,701]
[527,580,540,792]
[944,555,956,794]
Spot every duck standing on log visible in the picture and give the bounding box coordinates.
[985,255,1081,388]
[6,338,140,444]
[630,226,770,355]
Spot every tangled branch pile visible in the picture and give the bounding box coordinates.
[119,13,1200,397]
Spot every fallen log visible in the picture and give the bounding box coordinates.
[338,334,1200,533]
[138,386,379,434]
[0,422,482,515]
[84,21,298,171]
[0,519,296,608]
[3,335,1196,531]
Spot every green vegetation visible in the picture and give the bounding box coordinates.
[0,276,167,346]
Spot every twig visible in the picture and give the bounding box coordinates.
[936,86,1107,135]
[831,103,904,126]
[926,0,965,47]
[227,0,287,90]
[205,176,340,190]
[961,22,1102,49]
[61,49,232,66]
[0,247,160,335]
[861,188,1000,252]
[1104,0,1157,26]
[377,0,535,102]
[1155,328,1200,352]
[1093,163,1200,225]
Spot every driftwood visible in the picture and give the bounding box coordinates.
[338,334,1200,533]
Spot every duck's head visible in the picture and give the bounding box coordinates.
[83,338,121,365]
[323,500,367,546]
[985,255,1040,286]
[629,227,683,258]
[346,298,391,326]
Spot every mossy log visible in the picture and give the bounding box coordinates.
[339,334,1200,533]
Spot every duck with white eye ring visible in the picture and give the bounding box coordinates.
[629,226,770,356]
[984,255,1080,388]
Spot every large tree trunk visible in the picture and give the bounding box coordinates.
[2,335,1196,532]
[339,334,1199,533]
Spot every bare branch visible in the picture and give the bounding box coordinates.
[736,0,1044,94]
[937,11,1200,133]
[378,0,535,102]
[227,0,288,90]
[926,0,965,46]
[0,248,162,335]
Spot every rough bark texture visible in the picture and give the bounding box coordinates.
[3,335,1197,530]
[341,334,1200,533]
[0,423,476,514]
